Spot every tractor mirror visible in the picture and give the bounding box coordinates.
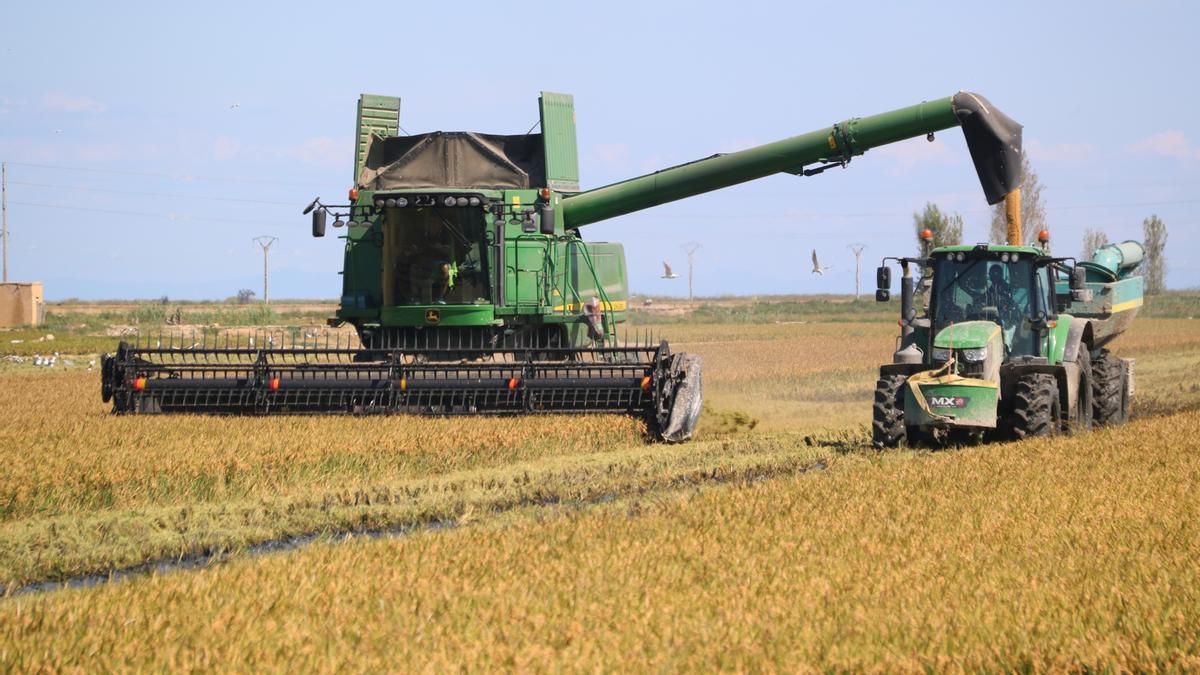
[1070,266,1087,291]
[875,289,890,302]
[876,265,891,290]
[312,209,327,238]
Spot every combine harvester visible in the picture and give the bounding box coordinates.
[872,221,1144,446]
[102,91,1023,441]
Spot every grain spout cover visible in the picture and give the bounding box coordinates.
[358,131,546,190]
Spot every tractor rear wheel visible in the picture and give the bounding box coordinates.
[1092,348,1128,426]
[872,374,907,449]
[1010,372,1060,439]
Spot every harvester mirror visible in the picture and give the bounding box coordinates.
[311,209,327,238]
[876,265,891,290]
[875,289,891,302]
[539,204,556,235]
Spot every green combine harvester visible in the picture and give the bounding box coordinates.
[102,90,1024,441]
[872,231,1143,446]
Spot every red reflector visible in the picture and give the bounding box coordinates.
[507,378,519,390]
[641,376,652,391]
[133,377,147,390]
[269,377,280,391]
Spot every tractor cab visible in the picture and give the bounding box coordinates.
[926,244,1056,364]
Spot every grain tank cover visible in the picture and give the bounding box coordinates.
[951,92,1024,205]
[539,91,581,192]
[358,131,547,190]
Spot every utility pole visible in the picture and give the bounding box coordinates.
[2,162,8,283]
[681,242,701,303]
[252,236,278,304]
[848,243,867,300]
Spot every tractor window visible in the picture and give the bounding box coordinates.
[932,256,1035,352]
[380,207,491,306]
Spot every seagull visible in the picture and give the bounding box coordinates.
[661,261,678,279]
[229,103,240,109]
[811,249,832,275]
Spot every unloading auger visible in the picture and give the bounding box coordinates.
[101,91,1023,442]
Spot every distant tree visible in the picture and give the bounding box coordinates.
[158,295,170,305]
[913,202,963,253]
[236,288,256,305]
[1142,214,1168,294]
[1081,228,1109,261]
[989,154,1046,245]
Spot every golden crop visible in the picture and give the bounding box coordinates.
[0,313,1198,670]
[3,410,1198,672]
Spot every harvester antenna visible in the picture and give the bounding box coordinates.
[681,242,701,303]
[252,236,278,305]
[848,243,867,300]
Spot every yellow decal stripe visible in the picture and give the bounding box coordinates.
[1110,298,1144,313]
[552,300,628,312]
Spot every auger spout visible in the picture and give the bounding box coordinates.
[561,91,1023,228]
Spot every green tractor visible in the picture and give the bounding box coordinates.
[872,235,1143,446]
[103,90,1023,442]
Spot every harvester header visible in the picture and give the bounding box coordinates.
[102,89,1023,443]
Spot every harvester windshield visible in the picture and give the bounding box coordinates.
[931,253,1040,353]
[380,207,491,306]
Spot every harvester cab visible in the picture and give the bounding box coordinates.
[873,236,1145,447]
[102,89,1030,443]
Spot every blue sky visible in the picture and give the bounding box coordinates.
[1,0,1196,300]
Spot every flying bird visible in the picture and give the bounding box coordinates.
[811,249,832,275]
[661,261,678,279]
[229,103,240,109]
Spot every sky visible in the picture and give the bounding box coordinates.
[1,0,1197,300]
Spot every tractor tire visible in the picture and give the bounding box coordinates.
[872,374,907,449]
[1009,372,1061,440]
[1092,348,1128,426]
[1067,348,1094,434]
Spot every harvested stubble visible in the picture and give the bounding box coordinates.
[3,410,1198,672]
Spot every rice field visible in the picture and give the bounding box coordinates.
[1,298,1199,670]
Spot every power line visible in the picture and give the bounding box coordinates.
[7,179,298,206]
[7,200,293,228]
[2,162,8,283]
[0,160,321,188]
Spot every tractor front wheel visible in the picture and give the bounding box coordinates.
[1009,372,1061,439]
[872,374,907,449]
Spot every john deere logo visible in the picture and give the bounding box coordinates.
[424,309,441,324]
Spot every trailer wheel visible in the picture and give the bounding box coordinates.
[872,375,907,449]
[1092,348,1127,426]
[1010,372,1060,439]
